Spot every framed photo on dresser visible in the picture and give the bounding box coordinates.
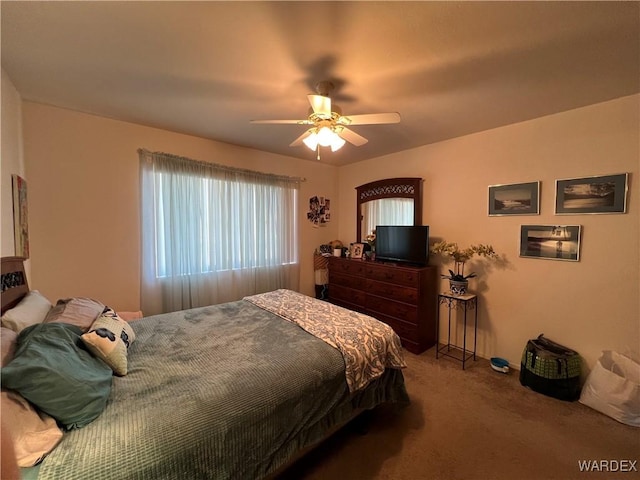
[350,243,364,259]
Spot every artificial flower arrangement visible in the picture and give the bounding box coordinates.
[365,230,376,251]
[430,241,498,281]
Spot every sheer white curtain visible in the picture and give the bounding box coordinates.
[139,150,300,315]
[363,198,414,238]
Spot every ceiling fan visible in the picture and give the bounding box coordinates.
[250,81,400,160]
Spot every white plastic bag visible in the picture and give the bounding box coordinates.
[579,351,640,427]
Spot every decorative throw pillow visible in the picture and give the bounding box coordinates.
[1,291,52,333]
[1,322,113,430]
[43,297,105,332]
[81,308,136,376]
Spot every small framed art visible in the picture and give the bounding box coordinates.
[12,175,29,258]
[519,225,581,261]
[488,181,540,216]
[350,243,364,259]
[555,173,628,214]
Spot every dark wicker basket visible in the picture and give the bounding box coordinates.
[520,334,581,401]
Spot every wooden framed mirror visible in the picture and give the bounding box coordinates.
[356,178,423,242]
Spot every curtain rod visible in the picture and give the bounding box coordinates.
[138,149,306,183]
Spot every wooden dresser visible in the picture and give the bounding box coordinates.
[327,256,438,354]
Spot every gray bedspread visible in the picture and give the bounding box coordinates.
[32,299,409,480]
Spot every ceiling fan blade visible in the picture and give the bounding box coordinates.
[338,112,401,126]
[336,127,368,146]
[307,94,331,118]
[250,119,311,124]
[289,129,314,147]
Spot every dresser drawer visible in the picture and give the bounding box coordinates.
[375,311,435,349]
[330,298,366,314]
[330,271,365,290]
[366,294,418,324]
[364,264,419,287]
[365,279,418,304]
[329,285,365,308]
[329,257,365,276]
[374,313,419,342]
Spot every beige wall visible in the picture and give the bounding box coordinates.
[21,102,339,310]
[1,69,33,283]
[338,95,639,368]
[1,70,24,256]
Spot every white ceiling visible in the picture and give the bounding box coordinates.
[2,1,638,166]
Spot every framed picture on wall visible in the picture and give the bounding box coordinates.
[519,225,581,261]
[488,181,540,216]
[555,173,628,214]
[12,175,29,258]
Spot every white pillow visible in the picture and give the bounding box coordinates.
[1,291,52,333]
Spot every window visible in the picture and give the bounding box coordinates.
[139,150,300,315]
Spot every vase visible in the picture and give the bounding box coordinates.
[449,279,468,296]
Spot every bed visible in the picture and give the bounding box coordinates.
[0,256,409,479]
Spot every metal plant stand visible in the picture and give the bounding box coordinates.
[436,292,478,369]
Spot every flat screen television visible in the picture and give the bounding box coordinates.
[375,225,429,266]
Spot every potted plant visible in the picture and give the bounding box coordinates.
[430,241,498,295]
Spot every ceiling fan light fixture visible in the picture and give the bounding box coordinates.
[251,80,400,158]
[302,132,319,151]
[316,126,335,147]
[330,134,346,152]
[303,127,345,153]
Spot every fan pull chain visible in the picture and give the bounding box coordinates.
[316,145,321,161]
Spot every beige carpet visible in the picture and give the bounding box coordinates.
[280,348,639,480]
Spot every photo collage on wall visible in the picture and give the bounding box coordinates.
[307,196,330,227]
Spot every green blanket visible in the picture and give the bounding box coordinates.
[32,300,409,480]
